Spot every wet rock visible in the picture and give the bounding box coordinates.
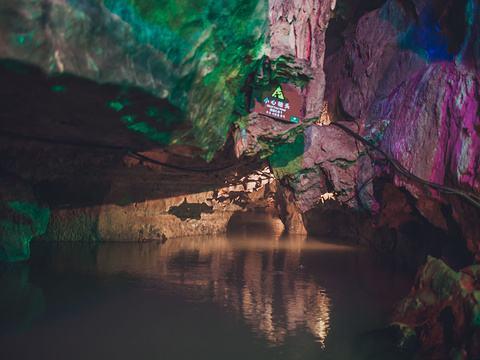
[376,184,416,230]
[371,63,480,254]
[394,257,480,358]
[275,185,307,235]
[0,176,50,262]
[300,123,366,209]
[234,0,337,161]
[269,0,336,118]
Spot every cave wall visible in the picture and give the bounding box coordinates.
[246,0,480,268]
[320,0,480,258]
[1,0,479,269]
[0,0,275,261]
[0,0,337,261]
[1,0,479,356]
[0,130,278,256]
[0,0,268,157]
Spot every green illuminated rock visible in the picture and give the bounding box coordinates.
[269,134,305,179]
[0,178,50,262]
[0,201,50,262]
[0,0,268,158]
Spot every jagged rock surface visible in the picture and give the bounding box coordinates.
[0,0,268,156]
[273,0,480,258]
[394,257,480,358]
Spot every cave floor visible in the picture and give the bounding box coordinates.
[0,235,413,360]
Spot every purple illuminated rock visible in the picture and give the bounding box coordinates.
[316,0,480,252]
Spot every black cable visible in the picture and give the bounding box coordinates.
[331,122,480,209]
[3,125,478,209]
[128,151,254,173]
[341,174,376,204]
[0,130,260,174]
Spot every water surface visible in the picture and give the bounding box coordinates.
[0,235,411,359]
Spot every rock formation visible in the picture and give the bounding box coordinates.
[0,1,479,356]
[394,256,480,358]
[322,0,480,261]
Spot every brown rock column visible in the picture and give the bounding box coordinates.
[266,0,337,233]
[269,0,336,118]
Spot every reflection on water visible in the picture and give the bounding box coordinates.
[205,237,333,347]
[0,265,45,332]
[1,235,412,359]
[37,236,339,347]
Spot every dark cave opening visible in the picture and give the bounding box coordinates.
[398,0,469,61]
[371,179,474,270]
[325,0,388,57]
[432,0,468,55]
[326,0,469,61]
[226,211,284,237]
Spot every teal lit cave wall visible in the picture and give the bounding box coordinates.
[0,201,50,262]
[2,1,319,161]
[1,0,269,159]
[103,0,270,158]
[269,134,305,179]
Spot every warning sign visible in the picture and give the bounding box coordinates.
[253,83,303,124]
[271,86,285,100]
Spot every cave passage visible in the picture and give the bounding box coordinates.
[1,0,480,358]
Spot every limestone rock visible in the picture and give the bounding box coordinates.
[394,257,480,358]
[321,0,480,254]
[0,0,268,156]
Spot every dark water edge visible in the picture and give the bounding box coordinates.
[0,235,413,360]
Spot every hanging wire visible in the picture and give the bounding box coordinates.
[331,122,480,209]
[0,129,261,174]
[1,123,479,209]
